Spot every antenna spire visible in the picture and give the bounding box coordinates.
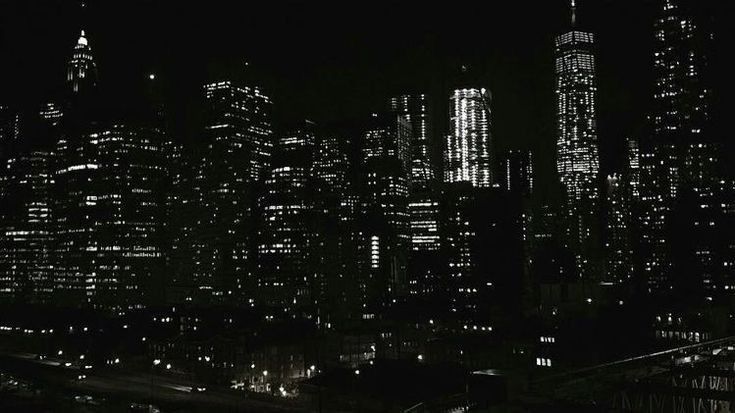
[571,0,577,27]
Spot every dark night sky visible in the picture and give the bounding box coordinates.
[0,1,675,197]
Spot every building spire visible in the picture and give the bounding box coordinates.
[571,0,577,27]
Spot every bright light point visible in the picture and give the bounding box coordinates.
[149,73,156,80]
[417,354,424,361]
[262,370,268,376]
[354,369,360,375]
[153,359,161,366]
[166,363,171,369]
[310,365,315,371]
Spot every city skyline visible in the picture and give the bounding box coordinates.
[4,1,730,196]
[1,1,734,411]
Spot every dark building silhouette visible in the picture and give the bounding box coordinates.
[358,112,412,309]
[637,0,730,298]
[179,74,274,304]
[389,95,441,299]
[257,121,316,316]
[0,136,55,303]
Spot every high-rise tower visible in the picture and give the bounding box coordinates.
[554,0,600,279]
[66,30,97,95]
[638,0,725,295]
[445,88,493,188]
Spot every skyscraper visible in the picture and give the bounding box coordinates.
[185,76,273,303]
[389,94,435,189]
[445,88,493,188]
[651,0,712,138]
[54,124,166,309]
[638,0,723,295]
[499,149,534,197]
[441,185,525,325]
[554,1,600,279]
[360,112,411,306]
[257,121,315,316]
[310,131,357,319]
[66,30,97,95]
[0,149,55,304]
[604,174,633,285]
[389,95,440,298]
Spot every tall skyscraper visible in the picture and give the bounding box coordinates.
[163,140,196,304]
[54,124,166,309]
[310,131,357,319]
[0,149,55,304]
[359,112,411,306]
[445,88,493,188]
[389,94,435,189]
[257,121,315,316]
[499,149,535,297]
[651,0,712,137]
[626,139,641,201]
[638,0,723,295]
[389,95,440,298]
[185,76,273,304]
[441,185,525,325]
[554,1,600,279]
[499,149,534,197]
[66,30,97,95]
[604,174,633,285]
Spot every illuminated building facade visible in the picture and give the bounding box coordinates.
[638,0,725,295]
[163,141,195,304]
[626,139,641,201]
[499,149,535,285]
[66,30,97,95]
[0,150,55,303]
[445,88,493,188]
[604,174,633,285]
[360,113,411,305]
[389,94,434,188]
[187,78,273,303]
[1,106,20,156]
[257,122,315,315]
[499,150,534,197]
[310,132,358,318]
[651,0,712,137]
[554,5,600,279]
[54,125,166,309]
[389,94,441,297]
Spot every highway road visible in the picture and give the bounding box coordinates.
[0,351,308,412]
